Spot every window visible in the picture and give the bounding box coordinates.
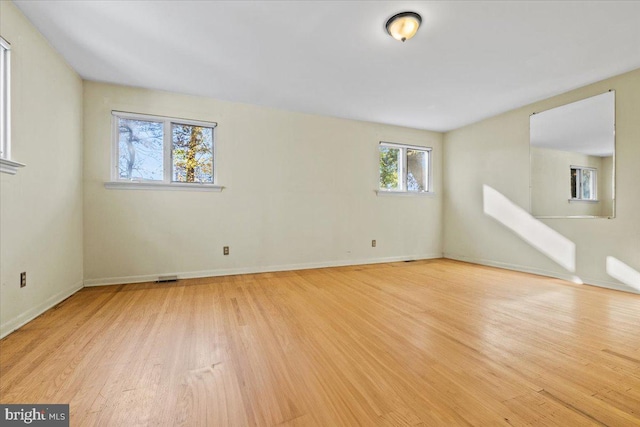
[570,166,597,201]
[0,37,9,161]
[111,111,218,189]
[0,36,23,175]
[379,142,431,193]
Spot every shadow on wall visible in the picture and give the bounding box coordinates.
[606,257,640,292]
[482,185,577,273]
[483,184,640,292]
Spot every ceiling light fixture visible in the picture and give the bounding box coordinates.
[385,12,422,42]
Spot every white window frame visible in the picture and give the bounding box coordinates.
[0,36,25,175]
[377,141,432,195]
[570,165,598,202]
[106,111,222,191]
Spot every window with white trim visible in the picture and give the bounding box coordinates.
[112,111,217,185]
[0,36,23,175]
[570,166,597,201]
[1,37,11,160]
[379,142,431,193]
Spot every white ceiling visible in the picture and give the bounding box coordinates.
[13,1,640,132]
[530,91,615,157]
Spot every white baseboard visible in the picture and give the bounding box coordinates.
[0,280,84,339]
[83,253,444,287]
[443,253,639,294]
[4,253,631,339]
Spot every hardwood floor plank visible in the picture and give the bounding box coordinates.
[1,259,640,426]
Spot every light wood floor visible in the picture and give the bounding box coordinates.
[1,259,639,426]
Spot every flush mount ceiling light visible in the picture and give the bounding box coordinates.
[385,12,422,42]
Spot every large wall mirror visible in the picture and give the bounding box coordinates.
[530,91,615,218]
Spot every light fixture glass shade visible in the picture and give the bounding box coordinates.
[386,12,422,42]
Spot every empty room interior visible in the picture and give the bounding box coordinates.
[1,1,640,425]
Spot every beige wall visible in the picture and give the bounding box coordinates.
[83,82,443,285]
[0,1,84,336]
[444,68,640,293]
[531,147,612,217]
[600,155,614,216]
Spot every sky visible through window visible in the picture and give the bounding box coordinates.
[118,117,213,183]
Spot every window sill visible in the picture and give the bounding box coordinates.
[0,158,26,175]
[376,190,435,197]
[568,198,599,203]
[104,181,223,192]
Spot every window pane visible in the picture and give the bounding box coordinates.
[406,149,428,192]
[118,118,164,180]
[172,123,214,183]
[0,39,8,160]
[570,168,578,198]
[582,169,593,199]
[379,146,400,190]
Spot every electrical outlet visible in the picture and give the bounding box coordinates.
[372,240,376,247]
[20,272,26,288]
[223,246,229,255]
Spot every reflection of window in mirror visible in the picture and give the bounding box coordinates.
[530,90,614,218]
[570,166,597,201]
